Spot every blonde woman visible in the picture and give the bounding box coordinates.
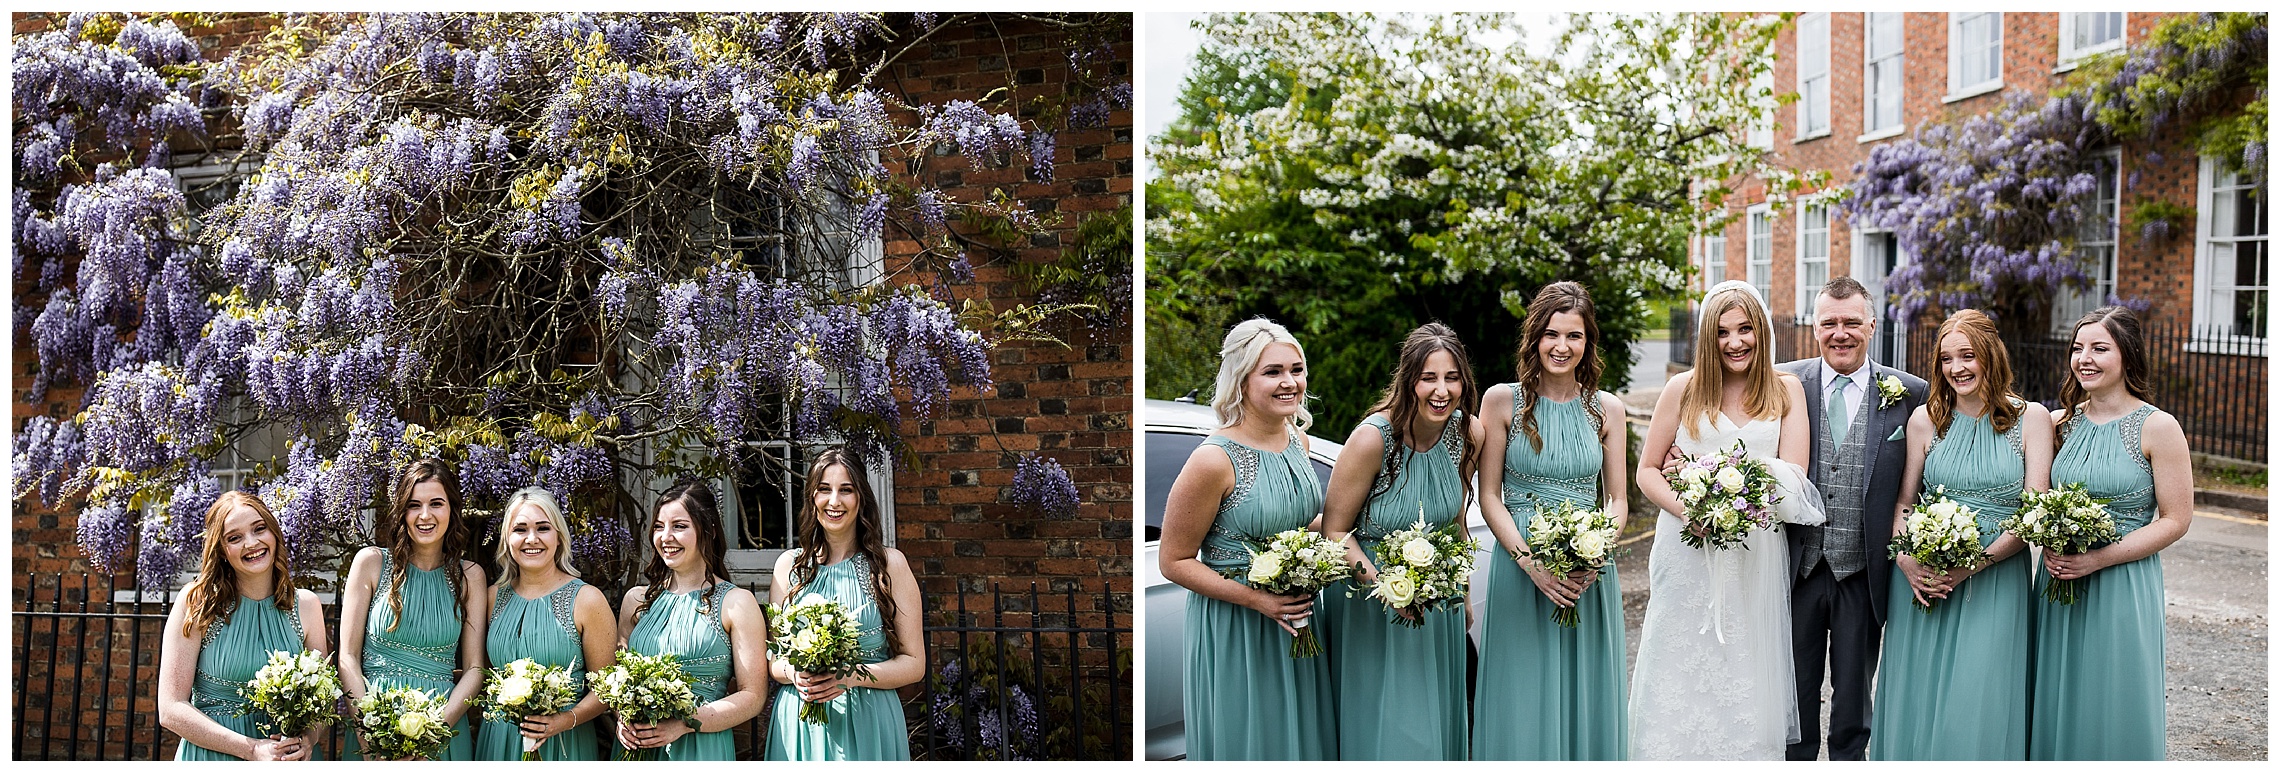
[1159,318,1335,760]
[1627,281,1823,760]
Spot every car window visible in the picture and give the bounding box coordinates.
[1310,458,1333,491]
[1144,430,1207,542]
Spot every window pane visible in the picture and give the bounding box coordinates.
[734,444,802,549]
[1870,13,1902,57]
[2239,185,2266,237]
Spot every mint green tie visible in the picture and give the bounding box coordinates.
[1828,374,1853,445]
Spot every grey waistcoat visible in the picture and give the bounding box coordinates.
[1803,398,1871,578]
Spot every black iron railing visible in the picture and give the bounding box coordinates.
[13,574,1130,761]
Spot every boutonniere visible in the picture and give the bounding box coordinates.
[1875,374,1907,409]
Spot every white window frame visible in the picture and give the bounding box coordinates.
[1860,12,1906,142]
[2057,12,2127,70]
[1794,12,1831,141]
[2054,149,2122,332]
[1747,64,1775,149]
[2189,156,2270,355]
[1794,197,1831,323]
[1747,204,1773,303]
[1946,12,2004,102]
[1702,231,1728,290]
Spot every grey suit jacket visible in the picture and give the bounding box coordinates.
[1776,358,1929,623]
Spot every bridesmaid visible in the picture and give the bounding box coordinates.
[1158,318,1336,760]
[1472,282,1630,760]
[159,491,329,760]
[338,459,488,760]
[764,448,925,760]
[2031,306,2193,760]
[477,488,617,760]
[1871,310,2052,760]
[614,481,768,760]
[1320,322,1481,760]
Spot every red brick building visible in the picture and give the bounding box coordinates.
[1694,12,2264,460]
[11,12,1132,759]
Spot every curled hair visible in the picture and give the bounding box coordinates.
[380,458,468,632]
[632,480,729,626]
[1364,322,1480,502]
[180,492,297,639]
[1513,282,1606,451]
[2057,306,2153,428]
[789,448,902,657]
[1210,317,1311,432]
[1681,286,1790,435]
[1928,310,2023,437]
[493,487,578,588]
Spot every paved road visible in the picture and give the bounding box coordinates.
[1612,507,2267,760]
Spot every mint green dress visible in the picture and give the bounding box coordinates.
[1472,388,1626,760]
[1185,433,1336,760]
[1871,406,2032,760]
[2031,404,2167,760]
[765,555,912,760]
[353,550,474,760]
[1323,413,1470,760]
[620,582,738,760]
[478,579,599,760]
[176,594,307,760]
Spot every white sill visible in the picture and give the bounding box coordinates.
[1943,81,2004,104]
[1857,126,1905,144]
[1792,129,1832,144]
[2056,46,2125,73]
[2181,338,2268,357]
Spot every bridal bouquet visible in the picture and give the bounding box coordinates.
[475,658,581,759]
[1524,498,1620,628]
[590,650,701,760]
[1361,508,1481,628]
[1224,528,1354,658]
[354,686,455,760]
[1671,440,1782,550]
[768,594,875,725]
[238,649,342,739]
[1886,488,1989,612]
[2002,483,2119,605]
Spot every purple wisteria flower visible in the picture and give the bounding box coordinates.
[1007,453,1081,520]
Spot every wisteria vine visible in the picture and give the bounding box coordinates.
[13,12,1119,590]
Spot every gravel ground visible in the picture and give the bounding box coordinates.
[1611,511,2268,761]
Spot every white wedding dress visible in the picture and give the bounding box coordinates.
[1629,413,1825,760]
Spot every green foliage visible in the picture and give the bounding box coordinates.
[2066,12,2267,182]
[1011,206,1133,333]
[2126,198,2195,245]
[1147,12,1811,432]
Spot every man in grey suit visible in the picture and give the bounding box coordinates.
[1777,277,1926,761]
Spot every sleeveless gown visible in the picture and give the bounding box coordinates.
[353,550,474,760]
[1629,414,1806,760]
[176,595,306,760]
[1871,407,2032,759]
[621,582,739,760]
[1322,412,1469,760]
[765,554,912,760]
[1184,433,1336,760]
[478,578,599,760]
[1473,388,1627,760]
[2030,404,2167,760]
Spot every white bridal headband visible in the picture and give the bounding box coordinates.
[1702,279,1768,313]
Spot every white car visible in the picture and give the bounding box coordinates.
[1140,398,1491,760]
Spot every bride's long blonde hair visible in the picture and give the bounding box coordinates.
[1681,284,1789,436]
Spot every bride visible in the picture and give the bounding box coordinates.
[1629,281,1823,760]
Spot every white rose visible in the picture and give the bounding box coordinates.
[1685,483,1708,502]
[1680,466,1710,485]
[792,628,821,653]
[1715,467,1746,492]
[1573,529,1609,560]
[1400,537,1437,566]
[1379,570,1418,609]
[396,709,435,737]
[1248,552,1285,584]
[497,675,534,706]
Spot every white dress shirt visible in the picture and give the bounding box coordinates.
[1820,359,1873,428]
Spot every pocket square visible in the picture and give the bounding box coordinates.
[1886,426,1905,442]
